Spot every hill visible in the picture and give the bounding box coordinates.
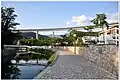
[21,32,49,39]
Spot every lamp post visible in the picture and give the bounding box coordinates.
[103,24,107,44]
[73,34,76,54]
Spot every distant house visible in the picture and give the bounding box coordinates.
[99,23,119,45]
[82,23,119,45]
[82,36,97,44]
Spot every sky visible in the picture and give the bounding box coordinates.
[2,1,118,35]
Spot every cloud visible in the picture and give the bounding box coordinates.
[69,13,118,27]
[71,15,93,26]
[106,13,118,23]
[72,15,87,23]
[66,21,70,25]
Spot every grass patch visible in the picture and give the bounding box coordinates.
[47,53,57,65]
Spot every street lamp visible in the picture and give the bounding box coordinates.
[73,34,76,54]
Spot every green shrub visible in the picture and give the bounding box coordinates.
[47,53,57,65]
[30,48,55,60]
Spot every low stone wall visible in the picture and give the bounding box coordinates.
[64,46,85,55]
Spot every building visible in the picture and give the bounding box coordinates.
[99,23,119,45]
[81,23,119,45]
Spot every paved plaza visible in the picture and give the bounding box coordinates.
[40,50,117,79]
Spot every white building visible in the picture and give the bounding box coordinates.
[81,23,119,45]
[98,23,119,45]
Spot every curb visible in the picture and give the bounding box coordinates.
[33,51,59,79]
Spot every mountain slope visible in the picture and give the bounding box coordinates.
[21,32,49,38]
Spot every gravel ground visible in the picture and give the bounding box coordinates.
[40,50,117,79]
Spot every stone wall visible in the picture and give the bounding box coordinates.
[82,44,118,77]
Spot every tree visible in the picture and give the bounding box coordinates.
[64,29,99,45]
[1,7,21,49]
[91,13,109,43]
[84,26,95,32]
[65,30,82,46]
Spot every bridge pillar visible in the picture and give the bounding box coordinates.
[53,31,54,38]
[36,31,39,39]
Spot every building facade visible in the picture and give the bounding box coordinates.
[99,23,119,45]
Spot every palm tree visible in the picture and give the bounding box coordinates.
[91,13,108,43]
